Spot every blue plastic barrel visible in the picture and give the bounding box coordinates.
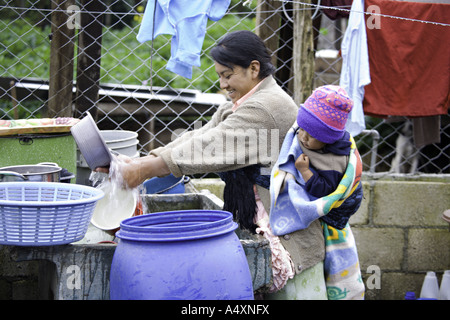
[109,210,254,300]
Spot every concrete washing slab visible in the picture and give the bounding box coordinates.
[8,192,272,300]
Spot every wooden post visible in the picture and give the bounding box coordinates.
[255,0,282,68]
[255,0,294,96]
[48,0,75,118]
[74,0,105,119]
[293,0,315,105]
[276,0,294,96]
[10,81,19,119]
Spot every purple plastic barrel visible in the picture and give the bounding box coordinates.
[109,210,254,300]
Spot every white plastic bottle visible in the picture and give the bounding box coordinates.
[420,271,439,299]
[438,270,450,300]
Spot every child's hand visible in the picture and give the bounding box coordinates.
[295,154,309,171]
[295,154,313,182]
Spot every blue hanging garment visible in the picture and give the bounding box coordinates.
[137,0,231,79]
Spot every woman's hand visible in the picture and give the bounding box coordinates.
[95,154,137,188]
[112,155,143,189]
[96,154,170,189]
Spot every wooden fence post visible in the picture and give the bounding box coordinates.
[255,0,282,68]
[256,0,296,95]
[74,0,105,119]
[293,0,315,105]
[48,0,75,118]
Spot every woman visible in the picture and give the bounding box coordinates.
[101,30,327,299]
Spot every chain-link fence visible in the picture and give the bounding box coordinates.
[1,0,449,175]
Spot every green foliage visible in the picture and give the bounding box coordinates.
[0,20,51,79]
[100,14,255,92]
[0,20,51,119]
[1,12,255,93]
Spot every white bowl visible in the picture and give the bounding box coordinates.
[70,112,112,170]
[91,180,137,231]
[100,130,138,148]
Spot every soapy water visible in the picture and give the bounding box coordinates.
[89,153,129,188]
[89,154,148,230]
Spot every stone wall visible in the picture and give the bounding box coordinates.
[0,248,39,299]
[350,176,450,300]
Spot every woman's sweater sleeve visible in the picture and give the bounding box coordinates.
[157,101,279,177]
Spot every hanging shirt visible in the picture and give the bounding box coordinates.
[339,0,371,137]
[363,0,450,117]
[137,0,231,79]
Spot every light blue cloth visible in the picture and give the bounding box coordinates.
[339,0,371,137]
[269,124,362,236]
[269,126,320,236]
[137,0,230,78]
[269,124,365,299]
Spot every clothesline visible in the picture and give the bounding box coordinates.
[0,4,330,15]
[2,3,449,27]
[278,0,450,27]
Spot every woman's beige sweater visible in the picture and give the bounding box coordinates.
[151,75,325,278]
[152,76,296,176]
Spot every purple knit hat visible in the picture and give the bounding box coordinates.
[296,85,353,144]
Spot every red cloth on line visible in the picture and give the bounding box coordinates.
[363,0,450,118]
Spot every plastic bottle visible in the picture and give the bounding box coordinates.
[438,270,450,300]
[404,291,416,300]
[419,271,439,299]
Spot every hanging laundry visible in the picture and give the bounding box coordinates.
[412,115,441,148]
[339,0,371,137]
[363,0,450,118]
[137,0,231,79]
[320,0,352,20]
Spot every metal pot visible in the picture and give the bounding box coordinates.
[0,162,62,182]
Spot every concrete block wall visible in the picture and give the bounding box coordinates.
[350,177,450,300]
[1,176,448,300]
[191,176,450,300]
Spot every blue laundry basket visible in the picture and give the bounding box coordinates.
[0,182,104,246]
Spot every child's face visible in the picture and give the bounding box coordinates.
[297,128,326,150]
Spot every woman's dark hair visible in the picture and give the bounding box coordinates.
[210,30,276,79]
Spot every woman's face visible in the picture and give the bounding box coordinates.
[214,61,260,104]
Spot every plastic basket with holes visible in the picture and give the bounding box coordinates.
[0,182,104,246]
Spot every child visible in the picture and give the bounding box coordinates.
[294,85,363,229]
[268,85,365,299]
